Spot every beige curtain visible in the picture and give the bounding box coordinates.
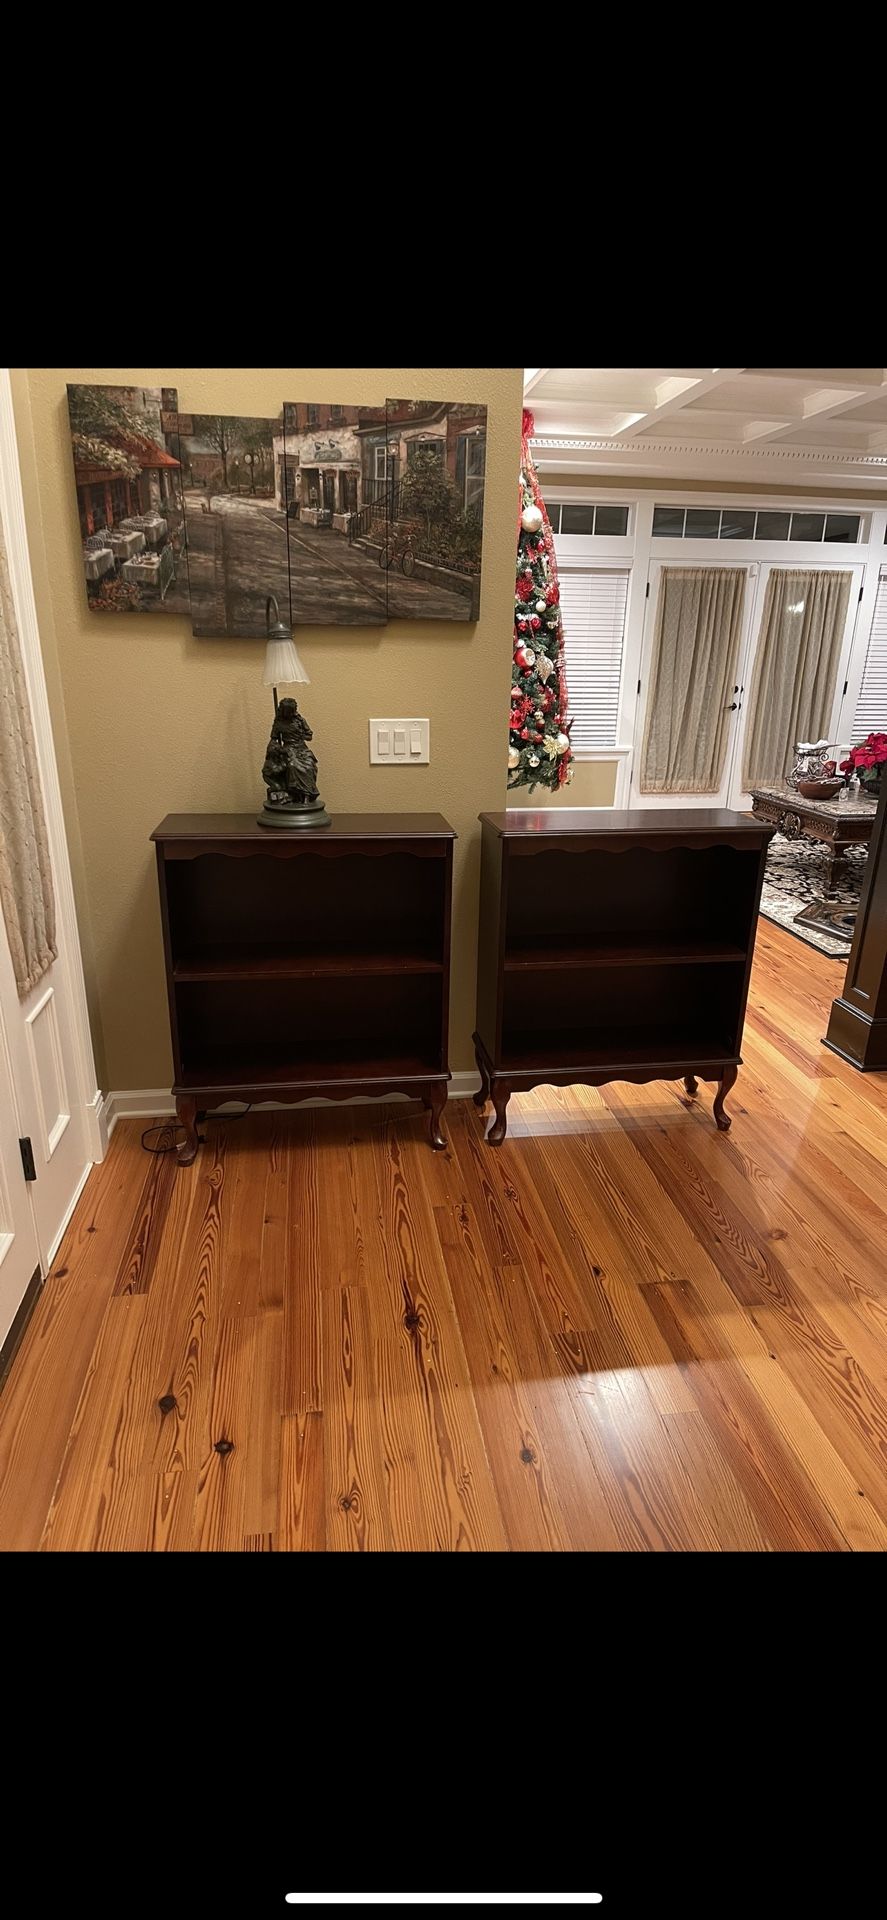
[742,568,851,790]
[0,509,56,996]
[640,567,746,794]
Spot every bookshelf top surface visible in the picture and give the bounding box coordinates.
[152,813,456,843]
[482,807,771,840]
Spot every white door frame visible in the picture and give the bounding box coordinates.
[0,368,105,1173]
[631,543,867,810]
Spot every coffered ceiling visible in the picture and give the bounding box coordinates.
[524,369,887,490]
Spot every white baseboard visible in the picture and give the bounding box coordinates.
[104,1072,482,1140]
[103,1088,174,1139]
[84,1087,109,1162]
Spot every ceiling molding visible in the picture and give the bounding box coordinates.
[529,435,887,470]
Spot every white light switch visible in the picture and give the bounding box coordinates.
[369,719,430,765]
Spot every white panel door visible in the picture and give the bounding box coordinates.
[0,990,40,1348]
[0,870,88,1269]
[0,415,93,1276]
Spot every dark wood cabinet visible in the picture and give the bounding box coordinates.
[473,808,773,1143]
[152,813,455,1162]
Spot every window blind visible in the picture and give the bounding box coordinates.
[852,575,887,738]
[558,568,630,749]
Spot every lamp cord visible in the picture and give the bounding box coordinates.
[141,1105,253,1154]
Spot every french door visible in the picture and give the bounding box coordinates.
[727,561,863,811]
[633,559,758,809]
[633,557,864,810]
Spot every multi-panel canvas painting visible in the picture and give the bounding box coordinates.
[67,383,189,615]
[177,413,285,637]
[384,400,487,620]
[281,404,387,624]
[66,388,487,631]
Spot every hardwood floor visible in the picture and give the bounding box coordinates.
[2,918,886,1552]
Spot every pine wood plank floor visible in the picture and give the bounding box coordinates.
[2,919,886,1552]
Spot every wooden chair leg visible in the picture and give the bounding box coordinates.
[683,1074,699,1097]
[713,1064,738,1131]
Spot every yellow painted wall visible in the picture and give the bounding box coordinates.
[12,368,523,1089]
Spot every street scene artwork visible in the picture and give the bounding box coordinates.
[66,390,488,631]
[384,399,487,620]
[178,413,286,638]
[280,404,387,624]
[67,384,189,615]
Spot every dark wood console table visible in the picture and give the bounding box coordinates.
[152,813,455,1163]
[473,808,773,1144]
[749,783,877,892]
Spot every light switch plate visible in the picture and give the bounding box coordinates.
[369,718,430,764]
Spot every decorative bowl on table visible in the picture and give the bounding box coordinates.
[797,779,843,800]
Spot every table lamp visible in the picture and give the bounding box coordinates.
[258,595,330,829]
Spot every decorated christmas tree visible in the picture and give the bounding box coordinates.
[508,409,573,794]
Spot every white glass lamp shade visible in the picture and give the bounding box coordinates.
[262,594,310,685]
[262,636,310,686]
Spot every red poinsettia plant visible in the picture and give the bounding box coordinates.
[840,732,887,775]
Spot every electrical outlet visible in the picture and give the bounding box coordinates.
[369,719,430,764]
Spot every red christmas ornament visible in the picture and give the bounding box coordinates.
[516,577,534,603]
[546,585,559,606]
[520,727,529,740]
[530,616,541,631]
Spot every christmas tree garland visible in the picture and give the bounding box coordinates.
[508,408,573,793]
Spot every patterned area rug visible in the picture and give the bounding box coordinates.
[760,834,867,957]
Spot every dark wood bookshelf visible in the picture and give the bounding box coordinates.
[473,808,773,1143]
[152,813,455,1163]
